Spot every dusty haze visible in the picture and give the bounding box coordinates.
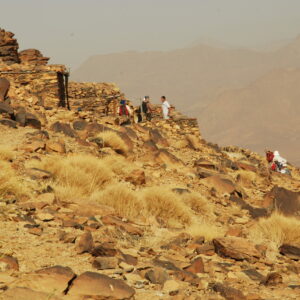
[2,0,300,68]
[2,0,300,164]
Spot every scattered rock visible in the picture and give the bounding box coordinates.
[25,168,52,180]
[0,287,62,300]
[280,244,300,260]
[264,272,283,286]
[0,255,19,271]
[75,231,94,254]
[145,267,169,284]
[68,271,135,299]
[102,215,143,236]
[50,121,78,138]
[184,257,204,274]
[125,169,146,185]
[163,279,180,294]
[0,119,17,128]
[46,140,66,153]
[92,257,119,270]
[213,237,261,261]
[212,282,247,300]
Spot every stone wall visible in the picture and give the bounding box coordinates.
[68,81,124,115]
[0,63,67,108]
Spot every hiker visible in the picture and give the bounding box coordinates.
[265,150,274,163]
[272,150,290,174]
[141,96,152,121]
[119,100,131,116]
[161,96,171,120]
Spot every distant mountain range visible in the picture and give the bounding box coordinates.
[199,68,300,166]
[72,36,300,165]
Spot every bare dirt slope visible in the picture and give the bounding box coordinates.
[199,68,300,166]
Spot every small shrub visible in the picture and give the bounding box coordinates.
[141,187,192,226]
[0,161,29,198]
[249,212,300,249]
[90,183,143,220]
[187,220,225,241]
[181,191,213,217]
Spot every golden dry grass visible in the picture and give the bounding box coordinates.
[97,131,128,154]
[249,212,300,249]
[90,183,143,220]
[0,161,29,198]
[0,145,16,161]
[186,220,225,241]
[181,191,213,217]
[101,155,134,176]
[141,187,192,226]
[27,154,113,201]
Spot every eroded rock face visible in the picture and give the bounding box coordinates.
[68,271,135,299]
[213,237,261,261]
[19,49,49,66]
[0,29,19,64]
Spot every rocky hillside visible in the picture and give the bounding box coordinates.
[0,29,300,300]
[0,83,299,300]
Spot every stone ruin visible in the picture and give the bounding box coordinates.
[0,28,199,130]
[0,28,123,114]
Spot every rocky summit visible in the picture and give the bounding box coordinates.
[0,28,300,300]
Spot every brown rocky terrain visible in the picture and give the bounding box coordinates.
[0,28,300,300]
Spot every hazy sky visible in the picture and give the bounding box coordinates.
[2,0,300,69]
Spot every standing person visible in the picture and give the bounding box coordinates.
[161,96,171,120]
[142,96,152,121]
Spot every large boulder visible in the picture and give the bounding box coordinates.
[10,266,75,296]
[68,272,135,299]
[263,186,300,216]
[0,287,62,300]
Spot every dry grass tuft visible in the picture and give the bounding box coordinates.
[186,220,225,241]
[0,145,16,161]
[249,212,300,249]
[102,155,134,176]
[141,187,192,226]
[97,131,128,154]
[0,161,29,198]
[90,183,143,220]
[181,192,213,217]
[28,154,113,201]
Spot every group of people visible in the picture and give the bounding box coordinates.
[266,150,290,175]
[118,95,172,122]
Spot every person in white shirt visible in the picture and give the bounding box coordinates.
[161,96,171,119]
